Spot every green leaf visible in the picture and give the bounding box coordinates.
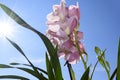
[6,38,42,79]
[0,3,37,33]
[10,62,47,75]
[0,64,12,68]
[98,56,105,68]
[106,61,110,71]
[17,67,40,79]
[39,73,48,80]
[95,46,101,55]
[80,67,90,80]
[116,38,120,80]
[0,75,29,80]
[46,53,55,80]
[0,64,44,79]
[0,3,63,80]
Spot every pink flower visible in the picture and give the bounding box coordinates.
[46,0,85,64]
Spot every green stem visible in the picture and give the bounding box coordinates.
[110,68,117,80]
[74,31,87,70]
[90,60,99,80]
[67,62,73,80]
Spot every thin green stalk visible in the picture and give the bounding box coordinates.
[74,31,87,70]
[67,62,73,80]
[110,68,117,80]
[76,41,87,70]
[90,60,99,80]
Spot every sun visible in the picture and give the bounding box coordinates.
[0,20,13,37]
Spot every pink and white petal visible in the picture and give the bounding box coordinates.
[69,46,78,53]
[69,5,80,19]
[65,52,80,64]
[58,52,65,58]
[48,25,60,32]
[53,5,60,15]
[62,39,73,50]
[67,16,78,34]
[47,13,60,22]
[56,29,68,40]
[50,37,59,45]
[60,0,68,17]
[77,31,83,40]
[79,43,85,53]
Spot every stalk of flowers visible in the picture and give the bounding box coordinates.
[46,0,85,64]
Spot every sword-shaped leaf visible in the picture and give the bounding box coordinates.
[80,66,90,80]
[0,75,29,80]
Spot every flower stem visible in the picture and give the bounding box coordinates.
[110,68,117,80]
[74,31,87,70]
[67,62,73,80]
[90,60,99,80]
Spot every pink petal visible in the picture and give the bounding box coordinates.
[58,52,65,58]
[79,43,85,53]
[67,16,78,34]
[69,5,80,20]
[47,13,60,22]
[77,31,83,40]
[48,25,60,32]
[65,52,80,64]
[62,39,73,50]
[56,29,68,40]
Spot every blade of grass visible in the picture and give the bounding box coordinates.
[80,66,90,80]
[10,62,47,75]
[0,75,29,80]
[46,53,55,80]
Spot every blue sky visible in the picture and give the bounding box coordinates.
[0,0,120,80]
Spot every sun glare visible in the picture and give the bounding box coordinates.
[0,20,14,38]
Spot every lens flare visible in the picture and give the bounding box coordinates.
[0,20,14,38]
